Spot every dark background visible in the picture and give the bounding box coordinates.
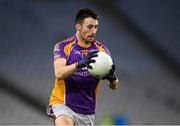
[0,0,180,125]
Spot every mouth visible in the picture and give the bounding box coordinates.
[88,35,95,38]
[85,36,94,43]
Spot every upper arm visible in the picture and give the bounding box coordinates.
[53,42,67,75]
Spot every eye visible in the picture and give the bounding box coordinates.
[87,26,93,29]
[95,25,99,29]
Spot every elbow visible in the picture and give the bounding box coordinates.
[109,83,118,90]
[55,71,64,80]
[109,78,119,90]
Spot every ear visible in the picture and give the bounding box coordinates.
[76,24,81,31]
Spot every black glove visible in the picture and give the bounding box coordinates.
[102,64,117,81]
[76,51,98,69]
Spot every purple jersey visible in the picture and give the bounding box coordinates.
[49,35,111,115]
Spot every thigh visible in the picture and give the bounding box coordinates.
[55,114,74,126]
[47,104,75,125]
[47,104,94,125]
[74,113,95,126]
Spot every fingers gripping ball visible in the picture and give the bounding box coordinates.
[77,51,98,68]
[88,52,113,78]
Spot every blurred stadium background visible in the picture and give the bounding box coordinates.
[0,0,180,125]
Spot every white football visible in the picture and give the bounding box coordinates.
[88,51,113,78]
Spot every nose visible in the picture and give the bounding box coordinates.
[92,27,97,34]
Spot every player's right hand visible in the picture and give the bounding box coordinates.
[76,51,98,69]
[102,64,117,81]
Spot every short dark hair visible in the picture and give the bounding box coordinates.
[75,8,99,24]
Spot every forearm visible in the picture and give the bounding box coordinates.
[108,78,119,90]
[55,63,77,80]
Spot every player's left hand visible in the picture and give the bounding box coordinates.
[102,64,117,81]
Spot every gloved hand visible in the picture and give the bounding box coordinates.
[102,64,117,81]
[76,51,98,69]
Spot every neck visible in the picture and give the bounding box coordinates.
[76,32,92,48]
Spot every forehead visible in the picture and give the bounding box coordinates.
[82,17,98,26]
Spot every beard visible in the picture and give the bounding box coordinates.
[85,39,93,44]
[81,34,94,44]
[78,30,95,44]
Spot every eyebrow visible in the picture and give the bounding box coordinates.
[87,24,99,27]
